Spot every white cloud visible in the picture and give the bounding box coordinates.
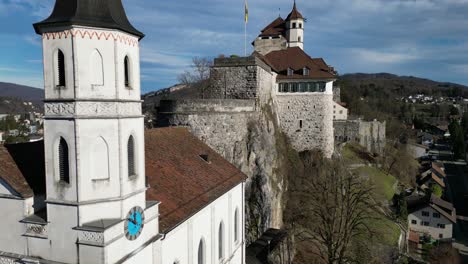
[350,48,419,64]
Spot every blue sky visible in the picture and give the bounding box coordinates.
[1,0,468,93]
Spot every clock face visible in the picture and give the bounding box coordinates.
[124,206,145,241]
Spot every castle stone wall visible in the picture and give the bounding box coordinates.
[253,37,288,56]
[157,99,256,162]
[207,57,272,100]
[334,119,386,154]
[274,94,334,157]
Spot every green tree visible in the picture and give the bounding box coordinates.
[461,112,468,136]
[449,120,466,159]
[430,184,443,198]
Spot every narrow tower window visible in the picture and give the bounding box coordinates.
[124,56,131,88]
[234,208,239,243]
[58,137,70,184]
[128,135,136,177]
[292,22,297,28]
[198,239,205,264]
[57,49,66,87]
[218,222,225,260]
[298,36,302,42]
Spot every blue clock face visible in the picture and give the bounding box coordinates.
[124,207,145,241]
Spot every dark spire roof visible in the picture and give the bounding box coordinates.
[33,0,145,39]
[286,1,304,21]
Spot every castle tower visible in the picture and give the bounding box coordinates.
[33,1,158,263]
[285,1,304,49]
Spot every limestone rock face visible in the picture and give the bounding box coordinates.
[158,100,290,244]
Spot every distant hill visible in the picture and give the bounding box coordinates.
[339,73,468,97]
[0,82,44,114]
[0,82,43,102]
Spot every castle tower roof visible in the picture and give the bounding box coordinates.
[286,1,304,21]
[33,0,145,39]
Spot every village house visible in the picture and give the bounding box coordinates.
[407,194,456,242]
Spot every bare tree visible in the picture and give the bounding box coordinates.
[177,57,212,85]
[287,153,378,264]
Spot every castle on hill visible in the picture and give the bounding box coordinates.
[159,1,338,158]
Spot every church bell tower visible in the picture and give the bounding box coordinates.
[33,1,158,263]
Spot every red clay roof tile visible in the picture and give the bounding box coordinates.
[144,127,247,233]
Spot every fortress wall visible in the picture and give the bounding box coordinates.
[208,57,272,100]
[157,99,256,163]
[334,120,386,154]
[274,94,335,157]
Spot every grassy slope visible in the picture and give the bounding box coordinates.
[343,144,400,248]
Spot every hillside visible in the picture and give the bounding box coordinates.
[0,82,44,113]
[0,82,44,102]
[339,73,468,98]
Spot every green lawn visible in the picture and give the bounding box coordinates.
[355,166,397,201]
[370,213,401,246]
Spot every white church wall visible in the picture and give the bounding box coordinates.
[156,183,245,264]
[27,204,79,263]
[42,31,76,100]
[44,119,78,203]
[105,215,158,264]
[0,178,17,196]
[116,35,141,101]
[0,198,29,255]
[76,119,121,202]
[119,118,146,197]
[72,27,117,100]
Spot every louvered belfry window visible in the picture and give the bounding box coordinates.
[124,56,130,87]
[57,49,66,87]
[128,136,136,177]
[58,137,70,184]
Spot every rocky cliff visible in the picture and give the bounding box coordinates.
[157,98,297,244]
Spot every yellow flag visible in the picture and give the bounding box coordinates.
[244,0,248,23]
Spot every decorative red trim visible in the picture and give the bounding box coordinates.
[42,29,139,47]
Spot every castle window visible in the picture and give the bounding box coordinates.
[198,238,206,264]
[127,135,136,177]
[124,56,131,88]
[218,222,225,260]
[58,137,70,184]
[299,83,307,92]
[299,23,303,28]
[56,49,66,87]
[287,68,294,76]
[299,120,303,129]
[318,82,326,92]
[298,36,302,42]
[292,22,297,28]
[303,67,309,76]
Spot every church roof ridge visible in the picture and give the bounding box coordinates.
[33,0,145,39]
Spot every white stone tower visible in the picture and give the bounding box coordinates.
[286,1,304,49]
[33,1,159,263]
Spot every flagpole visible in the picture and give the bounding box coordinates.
[244,0,248,57]
[244,19,247,56]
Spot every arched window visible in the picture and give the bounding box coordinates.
[298,36,302,42]
[234,208,239,243]
[58,137,70,184]
[90,49,104,86]
[127,135,136,177]
[124,56,131,88]
[56,49,66,87]
[198,238,205,264]
[218,222,225,260]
